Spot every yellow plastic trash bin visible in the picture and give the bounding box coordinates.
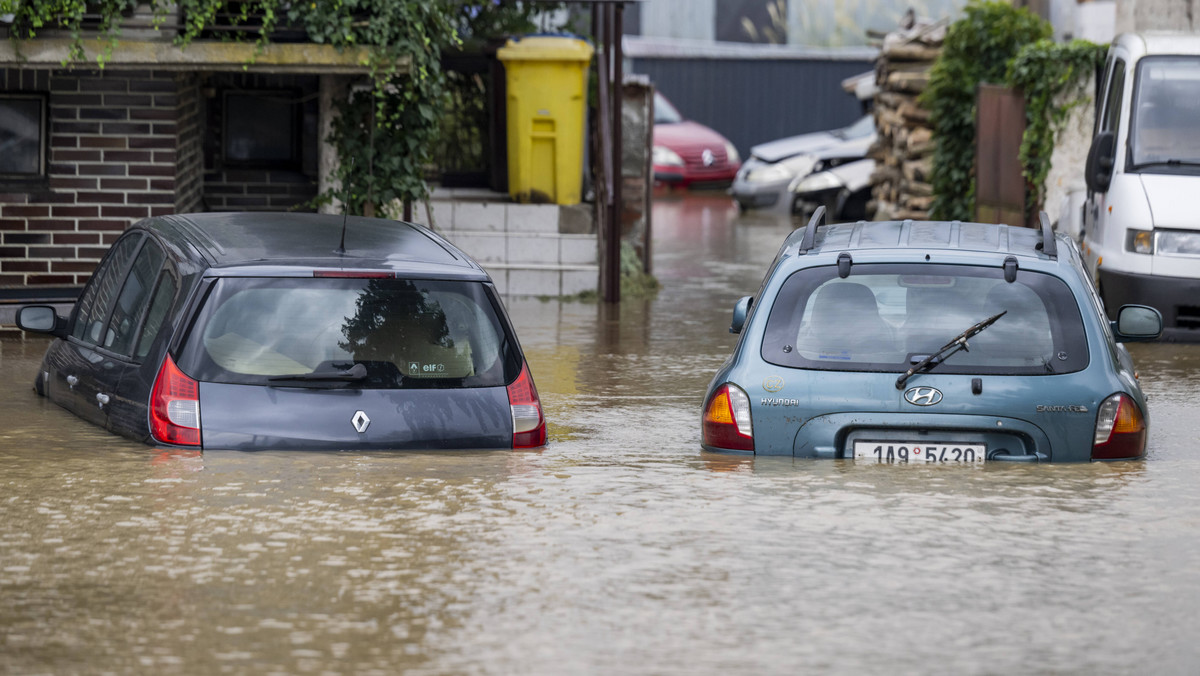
[497,35,594,205]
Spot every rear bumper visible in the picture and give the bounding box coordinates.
[779,412,1086,462]
[1098,267,1200,341]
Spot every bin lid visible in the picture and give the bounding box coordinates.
[497,35,594,62]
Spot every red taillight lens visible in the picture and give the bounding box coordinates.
[703,383,754,451]
[507,362,546,448]
[150,354,202,447]
[1092,393,1146,460]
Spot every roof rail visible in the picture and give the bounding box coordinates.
[1038,211,1058,259]
[797,205,826,254]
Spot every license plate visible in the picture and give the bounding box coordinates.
[853,441,986,463]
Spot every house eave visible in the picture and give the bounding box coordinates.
[0,38,399,74]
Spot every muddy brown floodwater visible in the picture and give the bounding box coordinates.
[2,193,1200,674]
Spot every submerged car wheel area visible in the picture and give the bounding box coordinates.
[17,212,547,451]
[703,209,1162,463]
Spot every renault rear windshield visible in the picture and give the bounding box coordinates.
[175,277,521,389]
[760,264,1088,375]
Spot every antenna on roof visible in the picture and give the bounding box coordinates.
[335,158,352,256]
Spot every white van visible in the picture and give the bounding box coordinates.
[1083,32,1200,341]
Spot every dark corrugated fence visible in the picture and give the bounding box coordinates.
[629,57,874,157]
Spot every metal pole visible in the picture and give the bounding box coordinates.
[608,3,623,303]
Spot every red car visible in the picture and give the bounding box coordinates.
[652,92,741,188]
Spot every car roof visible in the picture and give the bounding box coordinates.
[1118,31,1200,58]
[139,212,489,280]
[778,218,1059,263]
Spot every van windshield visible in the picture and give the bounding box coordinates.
[1130,56,1200,171]
[760,264,1089,375]
[177,277,521,389]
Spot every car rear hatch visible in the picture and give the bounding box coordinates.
[173,275,528,450]
[758,371,1101,462]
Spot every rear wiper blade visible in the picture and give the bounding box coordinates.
[895,311,1007,390]
[268,362,368,383]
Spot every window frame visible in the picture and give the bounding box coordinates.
[0,92,49,186]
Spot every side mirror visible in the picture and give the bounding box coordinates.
[16,305,68,338]
[1085,130,1116,193]
[1112,304,1163,342]
[730,296,753,334]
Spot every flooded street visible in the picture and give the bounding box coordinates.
[3,193,1200,674]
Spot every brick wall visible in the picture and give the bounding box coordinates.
[0,68,187,289]
[175,75,205,214]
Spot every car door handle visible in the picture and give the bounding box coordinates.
[96,393,110,408]
[66,375,78,389]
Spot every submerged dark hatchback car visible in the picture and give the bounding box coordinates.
[17,213,546,450]
[702,210,1163,462]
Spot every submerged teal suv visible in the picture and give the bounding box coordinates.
[702,210,1163,462]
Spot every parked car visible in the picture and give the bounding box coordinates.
[652,91,741,188]
[16,213,547,450]
[702,209,1162,462]
[790,157,875,221]
[1083,32,1200,341]
[731,114,875,212]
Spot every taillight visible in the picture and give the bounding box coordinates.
[703,383,754,451]
[150,354,202,447]
[507,362,546,448]
[1092,393,1146,460]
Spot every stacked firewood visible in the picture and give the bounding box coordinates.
[868,18,947,220]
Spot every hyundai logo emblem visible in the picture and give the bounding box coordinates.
[904,386,943,406]
[351,410,371,433]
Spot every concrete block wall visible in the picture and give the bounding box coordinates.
[0,68,199,289]
[412,192,598,297]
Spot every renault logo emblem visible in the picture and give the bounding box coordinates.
[351,410,371,433]
[904,387,943,406]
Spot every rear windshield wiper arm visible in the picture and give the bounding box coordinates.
[895,311,1007,390]
[268,362,368,383]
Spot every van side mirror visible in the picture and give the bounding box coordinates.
[730,296,753,334]
[1112,304,1163,342]
[16,305,68,338]
[1085,131,1116,193]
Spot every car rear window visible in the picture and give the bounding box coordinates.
[761,264,1088,375]
[176,277,521,389]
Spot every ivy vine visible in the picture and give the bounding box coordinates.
[0,0,557,216]
[920,1,1051,222]
[1006,39,1106,221]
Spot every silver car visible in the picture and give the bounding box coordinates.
[731,115,875,212]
